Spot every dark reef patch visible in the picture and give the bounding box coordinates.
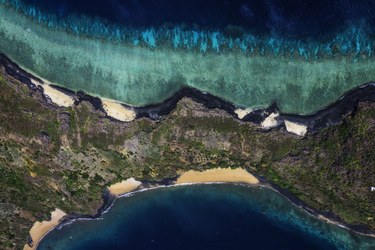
[0,53,38,89]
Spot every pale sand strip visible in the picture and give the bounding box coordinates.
[284,120,308,136]
[23,208,66,250]
[32,77,136,121]
[30,79,74,107]
[234,108,253,119]
[42,85,75,107]
[108,178,142,196]
[102,99,136,122]
[176,167,259,185]
[261,112,280,129]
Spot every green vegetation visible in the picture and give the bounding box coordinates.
[0,70,374,249]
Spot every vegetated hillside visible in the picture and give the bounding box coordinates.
[0,69,374,249]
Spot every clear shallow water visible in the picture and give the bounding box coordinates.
[1,1,375,114]
[38,185,375,250]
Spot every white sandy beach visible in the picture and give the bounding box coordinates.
[108,178,142,196]
[284,120,307,136]
[31,76,136,122]
[102,99,136,122]
[31,79,74,107]
[261,112,280,129]
[42,84,75,107]
[234,108,253,119]
[23,208,66,250]
[176,167,259,185]
[23,170,375,250]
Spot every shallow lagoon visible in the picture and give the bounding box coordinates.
[38,185,375,250]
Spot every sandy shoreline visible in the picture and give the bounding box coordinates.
[23,166,375,249]
[102,99,136,122]
[23,168,259,249]
[23,208,66,250]
[108,178,142,196]
[6,56,310,136]
[261,112,280,129]
[2,54,345,139]
[234,108,253,119]
[4,52,375,139]
[1,49,375,248]
[284,120,308,137]
[30,73,136,122]
[23,178,142,250]
[176,167,259,185]
[30,79,75,107]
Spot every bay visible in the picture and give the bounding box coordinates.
[38,185,375,250]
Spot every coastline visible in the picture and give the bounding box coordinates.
[107,178,142,196]
[23,190,117,250]
[27,168,375,250]
[101,98,136,122]
[175,167,259,185]
[25,168,259,250]
[1,53,375,136]
[1,53,375,246]
[260,176,375,239]
[23,209,67,250]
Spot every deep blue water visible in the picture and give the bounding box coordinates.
[5,0,375,57]
[18,0,375,38]
[38,185,375,250]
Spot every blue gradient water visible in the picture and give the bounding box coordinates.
[2,0,375,114]
[5,0,375,56]
[38,185,375,250]
[2,2,374,249]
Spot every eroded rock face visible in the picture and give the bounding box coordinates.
[57,112,71,134]
[35,132,52,146]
